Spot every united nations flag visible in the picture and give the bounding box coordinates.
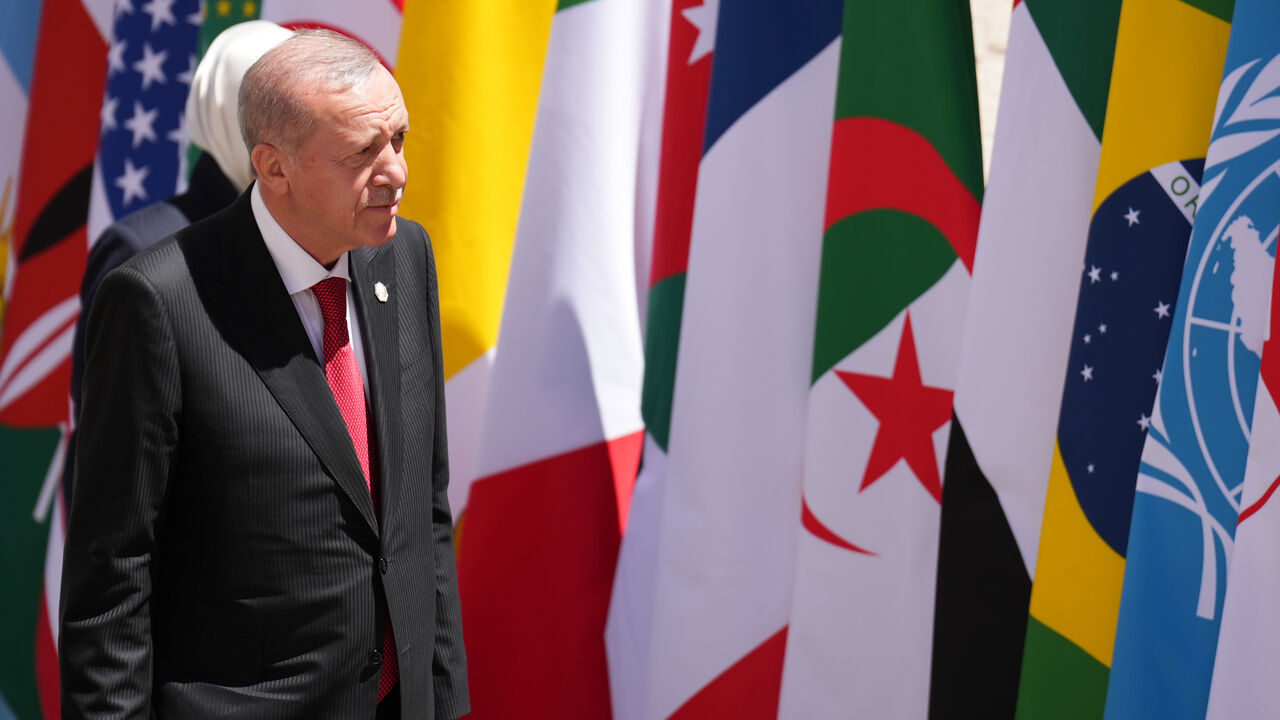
[1109,2,1280,715]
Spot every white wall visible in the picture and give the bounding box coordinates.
[971,0,1012,180]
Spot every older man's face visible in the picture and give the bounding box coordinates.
[288,65,409,261]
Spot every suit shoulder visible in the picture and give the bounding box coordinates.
[117,197,232,288]
[111,233,193,298]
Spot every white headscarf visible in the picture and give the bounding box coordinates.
[186,20,293,192]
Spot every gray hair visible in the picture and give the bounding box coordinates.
[238,29,382,166]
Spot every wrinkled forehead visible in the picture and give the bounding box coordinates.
[300,73,408,143]
[336,72,407,128]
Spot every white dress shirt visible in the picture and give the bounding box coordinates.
[251,182,370,393]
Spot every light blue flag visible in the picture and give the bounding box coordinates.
[1105,2,1280,717]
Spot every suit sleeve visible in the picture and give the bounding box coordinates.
[422,232,471,719]
[66,224,149,505]
[60,266,181,720]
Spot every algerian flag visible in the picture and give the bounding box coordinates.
[777,0,982,717]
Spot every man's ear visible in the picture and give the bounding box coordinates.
[251,143,290,193]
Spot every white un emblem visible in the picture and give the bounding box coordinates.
[1137,55,1280,621]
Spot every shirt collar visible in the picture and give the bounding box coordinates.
[251,181,351,295]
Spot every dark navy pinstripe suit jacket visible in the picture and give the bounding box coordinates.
[60,189,469,720]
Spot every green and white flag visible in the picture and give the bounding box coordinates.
[777,1,983,716]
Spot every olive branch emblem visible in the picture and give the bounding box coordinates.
[1202,55,1280,202]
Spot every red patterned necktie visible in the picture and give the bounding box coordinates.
[312,277,399,701]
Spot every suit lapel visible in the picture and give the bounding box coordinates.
[350,243,401,530]
[204,193,379,537]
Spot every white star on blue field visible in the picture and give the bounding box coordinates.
[1057,159,1204,558]
[98,0,199,217]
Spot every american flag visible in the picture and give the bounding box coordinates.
[92,0,201,241]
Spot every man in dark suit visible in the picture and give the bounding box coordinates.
[60,29,469,720]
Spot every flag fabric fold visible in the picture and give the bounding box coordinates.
[1203,20,1280,714]
[453,0,668,717]
[604,1,713,715]
[930,0,1121,716]
[0,0,108,716]
[1016,2,1231,718]
[1207,134,1280,718]
[777,1,983,717]
[1101,0,1280,716]
[394,0,555,521]
[607,2,844,718]
[1203,13,1280,707]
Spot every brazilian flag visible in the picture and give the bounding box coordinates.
[1018,1,1234,717]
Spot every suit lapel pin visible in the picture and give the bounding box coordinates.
[374,282,389,303]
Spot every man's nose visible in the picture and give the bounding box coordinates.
[372,143,407,188]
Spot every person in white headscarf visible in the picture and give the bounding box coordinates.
[67,20,294,502]
[186,20,294,193]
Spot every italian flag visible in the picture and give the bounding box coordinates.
[604,0,713,716]
[777,0,982,717]
[607,1,843,718]
[408,0,669,717]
